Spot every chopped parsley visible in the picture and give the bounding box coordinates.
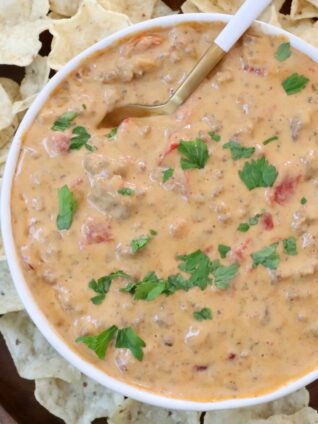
[300,197,307,205]
[283,237,297,256]
[106,127,118,140]
[131,230,157,254]
[218,244,231,259]
[251,243,280,270]
[69,126,93,151]
[208,131,221,142]
[239,157,278,190]
[275,42,291,62]
[238,223,250,232]
[128,272,166,301]
[82,104,87,110]
[193,307,212,321]
[51,111,77,131]
[223,140,255,160]
[76,325,118,360]
[115,327,146,361]
[89,271,130,304]
[177,250,213,290]
[76,325,145,361]
[238,213,263,233]
[150,229,157,236]
[178,139,209,170]
[56,185,77,230]
[263,136,278,145]
[162,168,174,183]
[118,187,135,196]
[282,73,309,95]
[214,263,240,289]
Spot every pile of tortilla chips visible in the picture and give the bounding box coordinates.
[1,0,318,422]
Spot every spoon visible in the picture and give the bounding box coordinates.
[99,0,272,128]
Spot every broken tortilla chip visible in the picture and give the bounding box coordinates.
[152,0,176,17]
[35,375,124,424]
[291,0,318,20]
[0,260,23,314]
[49,0,81,17]
[48,0,131,70]
[249,407,318,423]
[99,0,157,23]
[20,56,50,99]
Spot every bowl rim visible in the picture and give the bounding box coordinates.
[2,12,318,411]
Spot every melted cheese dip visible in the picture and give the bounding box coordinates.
[11,22,318,401]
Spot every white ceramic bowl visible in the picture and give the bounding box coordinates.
[2,13,318,411]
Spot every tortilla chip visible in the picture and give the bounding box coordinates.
[291,0,318,20]
[181,0,201,13]
[282,17,318,47]
[307,0,318,8]
[109,398,201,424]
[35,375,124,424]
[0,78,20,137]
[0,0,50,66]
[0,260,23,314]
[20,56,50,99]
[0,78,20,102]
[0,311,81,383]
[99,0,157,23]
[0,85,15,131]
[0,117,19,150]
[205,388,309,423]
[48,0,131,70]
[152,0,176,17]
[49,0,81,17]
[249,407,318,423]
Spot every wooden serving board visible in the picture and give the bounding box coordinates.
[0,0,317,422]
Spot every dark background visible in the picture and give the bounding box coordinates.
[1,0,317,422]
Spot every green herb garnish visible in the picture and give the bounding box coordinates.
[118,187,135,196]
[107,127,118,140]
[218,244,231,259]
[300,197,307,205]
[76,325,118,359]
[238,223,250,232]
[283,237,297,256]
[223,140,255,160]
[51,111,77,131]
[282,73,309,95]
[263,136,278,145]
[275,42,291,62]
[239,157,278,190]
[214,263,240,289]
[178,139,209,170]
[251,243,280,270]
[89,271,130,305]
[56,185,77,230]
[162,168,174,183]
[69,126,93,151]
[115,327,146,361]
[177,250,213,290]
[193,307,212,321]
[208,131,221,142]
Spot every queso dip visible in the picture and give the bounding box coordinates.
[11,22,318,401]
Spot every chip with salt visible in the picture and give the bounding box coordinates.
[152,0,176,17]
[291,0,318,20]
[205,388,309,423]
[35,375,124,424]
[0,84,15,131]
[181,0,201,13]
[99,0,157,23]
[249,407,318,423]
[20,56,50,99]
[109,398,201,424]
[49,0,81,17]
[0,311,81,383]
[0,260,23,314]
[0,0,50,66]
[0,78,20,143]
[48,0,131,70]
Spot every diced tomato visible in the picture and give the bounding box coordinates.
[158,142,179,164]
[51,132,71,154]
[204,245,213,254]
[227,353,236,360]
[82,219,113,245]
[231,239,250,262]
[273,175,301,205]
[261,212,274,230]
[243,64,265,76]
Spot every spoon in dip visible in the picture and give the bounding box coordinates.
[99,0,272,128]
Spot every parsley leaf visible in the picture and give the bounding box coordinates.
[218,244,231,259]
[177,250,212,290]
[300,197,307,205]
[131,235,151,253]
[263,136,278,146]
[69,126,93,151]
[51,111,77,131]
[118,187,135,196]
[251,243,280,270]
[107,127,118,140]
[239,157,278,190]
[214,263,239,289]
[223,141,255,160]
[193,307,212,321]
[238,223,250,232]
[56,185,77,230]
[115,327,146,361]
[76,325,118,359]
[283,237,297,256]
[178,139,209,170]
[89,271,130,305]
[208,131,221,142]
[133,272,166,301]
[275,42,291,62]
[162,168,174,183]
[282,73,309,95]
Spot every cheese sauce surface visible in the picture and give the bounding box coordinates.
[11,22,318,401]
